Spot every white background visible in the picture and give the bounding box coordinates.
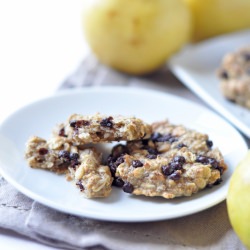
[0,0,88,249]
[0,0,88,123]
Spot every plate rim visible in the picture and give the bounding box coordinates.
[169,29,250,138]
[0,86,248,222]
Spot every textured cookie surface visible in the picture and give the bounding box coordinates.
[25,136,113,198]
[218,46,250,109]
[108,120,227,199]
[57,113,152,144]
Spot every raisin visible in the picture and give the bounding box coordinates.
[155,134,172,142]
[70,120,89,128]
[206,140,213,148]
[70,153,79,161]
[220,70,228,79]
[154,134,177,143]
[196,155,209,164]
[58,150,70,161]
[132,160,143,168]
[38,148,48,155]
[70,160,79,169]
[169,171,181,180]
[111,144,128,159]
[146,154,157,159]
[243,53,250,61]
[173,156,186,164]
[213,178,222,185]
[100,116,113,128]
[147,148,158,155]
[107,155,124,177]
[122,182,134,193]
[109,162,117,177]
[141,139,149,146]
[207,158,218,168]
[58,127,67,137]
[69,120,77,128]
[150,132,162,141]
[170,161,183,170]
[76,180,84,191]
[113,177,124,187]
[161,165,175,176]
[177,143,186,149]
[169,137,178,143]
[116,155,125,166]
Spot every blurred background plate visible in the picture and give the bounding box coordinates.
[169,29,250,138]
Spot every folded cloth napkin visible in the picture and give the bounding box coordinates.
[0,54,248,250]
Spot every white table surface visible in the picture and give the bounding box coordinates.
[0,0,87,249]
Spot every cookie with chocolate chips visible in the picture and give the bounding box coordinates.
[25,136,113,198]
[217,45,250,109]
[56,113,152,144]
[109,120,227,199]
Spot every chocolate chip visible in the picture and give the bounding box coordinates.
[206,183,213,188]
[76,180,84,191]
[122,182,134,193]
[69,120,77,128]
[100,116,113,128]
[150,132,162,141]
[196,156,221,171]
[58,127,67,137]
[162,157,184,176]
[69,160,79,169]
[169,137,178,143]
[132,160,143,168]
[141,139,149,146]
[113,177,124,187]
[220,70,228,79]
[169,171,181,180]
[38,148,48,155]
[111,144,128,159]
[177,143,186,149]
[161,165,175,176]
[107,155,124,177]
[147,148,158,155]
[155,134,172,142]
[146,154,157,159]
[217,166,224,175]
[243,53,250,61]
[70,120,89,128]
[196,155,209,164]
[154,134,177,143]
[170,161,183,170]
[207,158,218,169]
[115,155,125,167]
[58,150,70,161]
[213,178,222,185]
[70,153,79,161]
[173,156,186,164]
[206,140,213,148]
[109,162,117,177]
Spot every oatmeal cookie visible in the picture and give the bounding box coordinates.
[56,113,152,144]
[68,148,113,198]
[217,46,250,109]
[107,120,227,199]
[25,136,113,198]
[25,136,73,174]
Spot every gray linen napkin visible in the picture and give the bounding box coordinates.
[0,54,248,250]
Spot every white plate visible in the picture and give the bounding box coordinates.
[169,29,250,138]
[0,87,247,222]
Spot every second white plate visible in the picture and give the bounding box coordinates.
[0,87,247,222]
[169,29,250,138]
